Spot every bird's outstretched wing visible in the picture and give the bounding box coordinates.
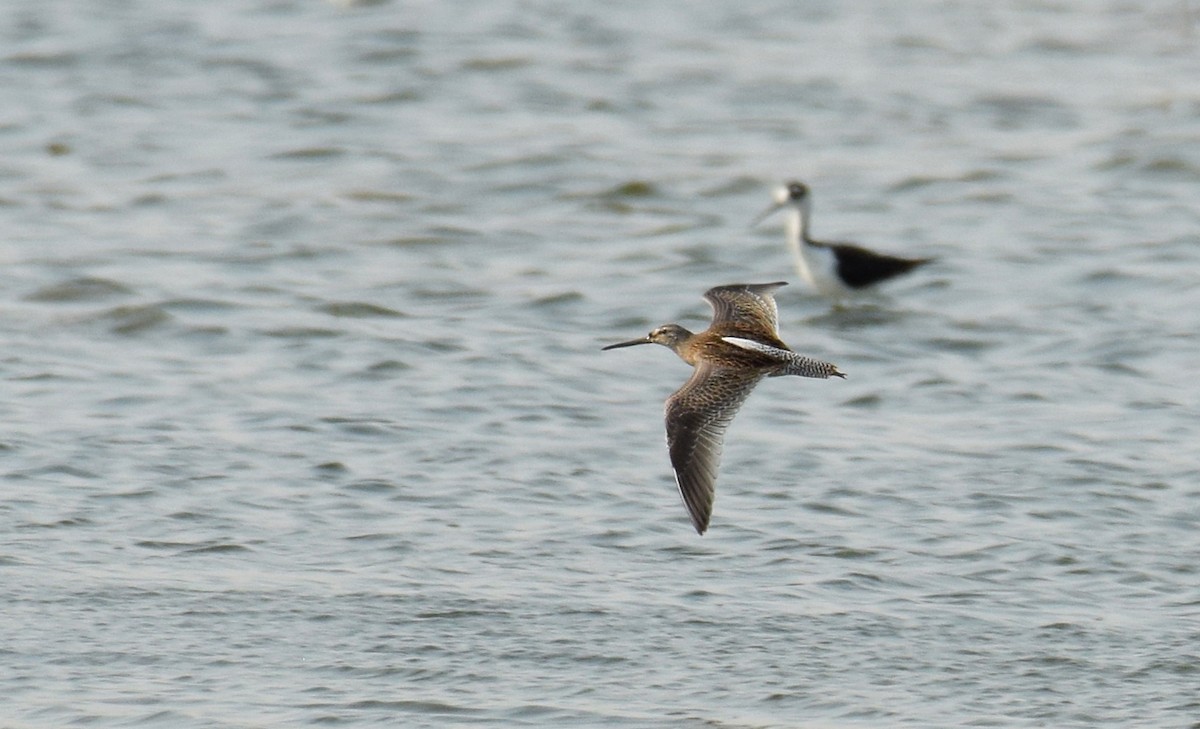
[664,362,766,535]
[703,282,787,337]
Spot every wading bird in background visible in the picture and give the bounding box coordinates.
[753,181,932,302]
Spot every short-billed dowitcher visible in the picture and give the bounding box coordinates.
[603,282,844,534]
[753,181,931,301]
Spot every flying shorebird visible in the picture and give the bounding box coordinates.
[753,181,931,301]
[603,282,844,534]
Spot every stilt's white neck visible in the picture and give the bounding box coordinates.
[783,199,824,291]
[785,199,811,245]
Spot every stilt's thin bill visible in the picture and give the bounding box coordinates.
[602,336,652,351]
[750,201,783,228]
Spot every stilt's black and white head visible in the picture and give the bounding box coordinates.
[752,180,811,227]
[777,180,809,205]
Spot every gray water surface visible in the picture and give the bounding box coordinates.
[3,1,1199,727]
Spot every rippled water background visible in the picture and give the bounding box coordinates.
[3,1,1199,727]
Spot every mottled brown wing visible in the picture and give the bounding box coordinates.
[703,282,786,337]
[664,362,766,535]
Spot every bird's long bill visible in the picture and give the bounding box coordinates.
[749,201,783,228]
[601,336,651,351]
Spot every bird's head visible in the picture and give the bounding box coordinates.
[602,323,693,353]
[752,180,811,226]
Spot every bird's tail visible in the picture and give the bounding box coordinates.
[771,352,846,379]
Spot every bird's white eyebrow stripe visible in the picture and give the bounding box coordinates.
[721,336,775,353]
